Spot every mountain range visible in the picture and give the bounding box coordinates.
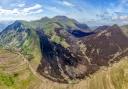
[0,16,128,84]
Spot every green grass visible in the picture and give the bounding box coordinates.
[21,28,42,68]
[0,73,15,86]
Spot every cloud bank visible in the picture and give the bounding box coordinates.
[0,3,43,20]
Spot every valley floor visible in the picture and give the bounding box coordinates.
[0,48,128,89]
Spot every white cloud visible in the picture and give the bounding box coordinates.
[112,15,128,20]
[27,9,43,15]
[57,0,74,7]
[120,0,128,3]
[118,16,128,20]
[0,4,43,15]
[23,4,42,12]
[0,0,23,6]
[62,1,74,7]
[0,4,43,20]
[18,3,25,7]
[49,6,65,13]
[95,0,128,23]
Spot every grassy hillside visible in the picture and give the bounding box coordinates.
[20,29,42,69]
[0,48,42,89]
[83,57,128,89]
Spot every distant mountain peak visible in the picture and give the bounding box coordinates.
[7,20,23,29]
[53,15,69,19]
[40,16,50,21]
[13,20,23,25]
[13,20,28,26]
[112,24,120,28]
[4,20,28,31]
[94,25,110,32]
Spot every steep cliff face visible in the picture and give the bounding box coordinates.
[0,21,28,47]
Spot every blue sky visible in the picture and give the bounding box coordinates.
[0,0,128,25]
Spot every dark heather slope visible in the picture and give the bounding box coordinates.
[36,24,128,82]
[37,30,87,82]
[83,25,128,66]
[54,25,128,74]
